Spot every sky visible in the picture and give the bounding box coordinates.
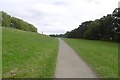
[0,0,119,35]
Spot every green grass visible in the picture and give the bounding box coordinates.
[64,38,118,78]
[0,27,2,79]
[2,27,58,78]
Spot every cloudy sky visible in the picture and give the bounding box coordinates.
[0,0,119,35]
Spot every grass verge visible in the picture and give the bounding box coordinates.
[2,27,58,78]
[64,38,118,78]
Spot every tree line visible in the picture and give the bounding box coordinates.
[51,8,120,41]
[0,11,37,32]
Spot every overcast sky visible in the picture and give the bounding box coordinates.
[0,0,119,35]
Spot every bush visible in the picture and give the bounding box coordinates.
[2,11,37,33]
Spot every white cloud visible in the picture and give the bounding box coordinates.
[32,3,70,16]
[118,1,120,8]
[0,0,119,35]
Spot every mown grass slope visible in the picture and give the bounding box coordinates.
[2,27,58,78]
[64,38,118,78]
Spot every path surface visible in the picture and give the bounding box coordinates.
[55,39,97,78]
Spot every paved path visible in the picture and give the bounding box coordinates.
[55,39,97,78]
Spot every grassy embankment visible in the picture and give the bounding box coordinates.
[64,38,118,78]
[2,27,58,78]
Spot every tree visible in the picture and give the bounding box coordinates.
[2,11,37,33]
[112,8,120,41]
[64,8,119,41]
[0,11,2,26]
[83,20,100,40]
[2,12,11,27]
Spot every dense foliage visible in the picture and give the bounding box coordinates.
[49,34,64,37]
[1,11,37,32]
[64,8,120,41]
[0,12,2,26]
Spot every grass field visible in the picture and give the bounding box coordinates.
[64,38,118,78]
[2,27,58,78]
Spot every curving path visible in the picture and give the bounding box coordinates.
[55,39,97,78]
